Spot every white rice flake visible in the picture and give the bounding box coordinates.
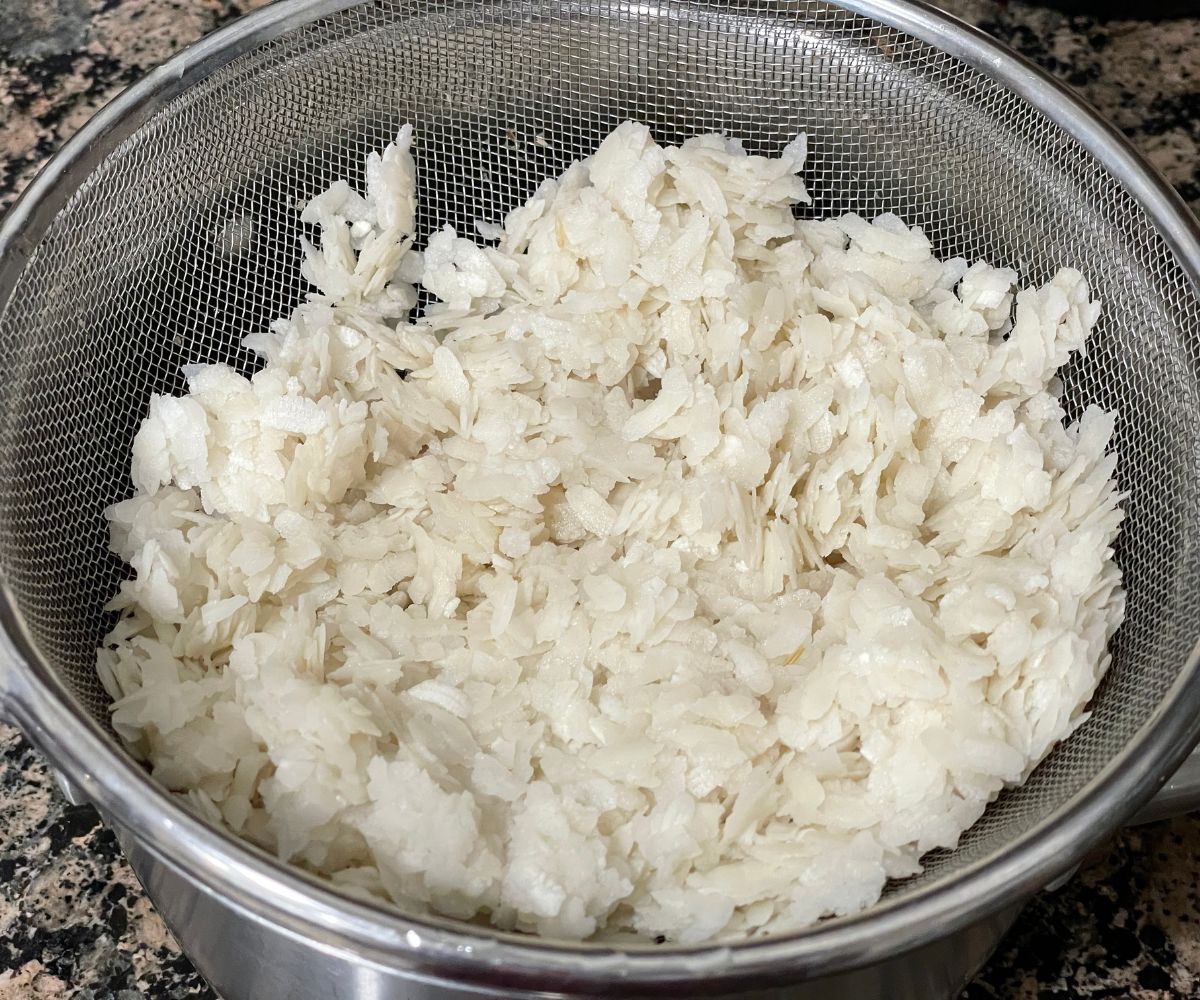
[98,123,1124,945]
[564,484,616,537]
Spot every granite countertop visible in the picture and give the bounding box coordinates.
[1,1,1199,997]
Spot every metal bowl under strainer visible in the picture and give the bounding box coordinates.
[1,1,1199,998]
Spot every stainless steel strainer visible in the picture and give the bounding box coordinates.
[2,1,1200,998]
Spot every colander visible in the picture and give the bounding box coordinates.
[1,0,1199,997]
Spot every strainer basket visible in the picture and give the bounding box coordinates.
[1,1,1199,998]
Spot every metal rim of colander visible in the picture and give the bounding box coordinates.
[1,0,1200,992]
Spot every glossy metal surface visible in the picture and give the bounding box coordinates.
[1,0,1200,998]
[116,819,1025,1000]
[1133,750,1200,825]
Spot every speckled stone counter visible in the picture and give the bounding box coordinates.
[1,1,1199,997]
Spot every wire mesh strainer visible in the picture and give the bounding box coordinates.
[1,0,1199,996]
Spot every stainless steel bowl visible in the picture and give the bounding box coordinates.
[2,1,1200,997]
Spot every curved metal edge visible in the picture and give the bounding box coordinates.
[0,0,358,311]
[837,0,1200,289]
[11,567,1200,993]
[836,0,1200,827]
[0,614,20,725]
[1133,749,1200,825]
[0,629,89,807]
[0,0,1199,993]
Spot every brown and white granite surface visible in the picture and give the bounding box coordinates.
[1,1,1199,997]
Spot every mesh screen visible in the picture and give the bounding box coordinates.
[1,0,1198,909]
